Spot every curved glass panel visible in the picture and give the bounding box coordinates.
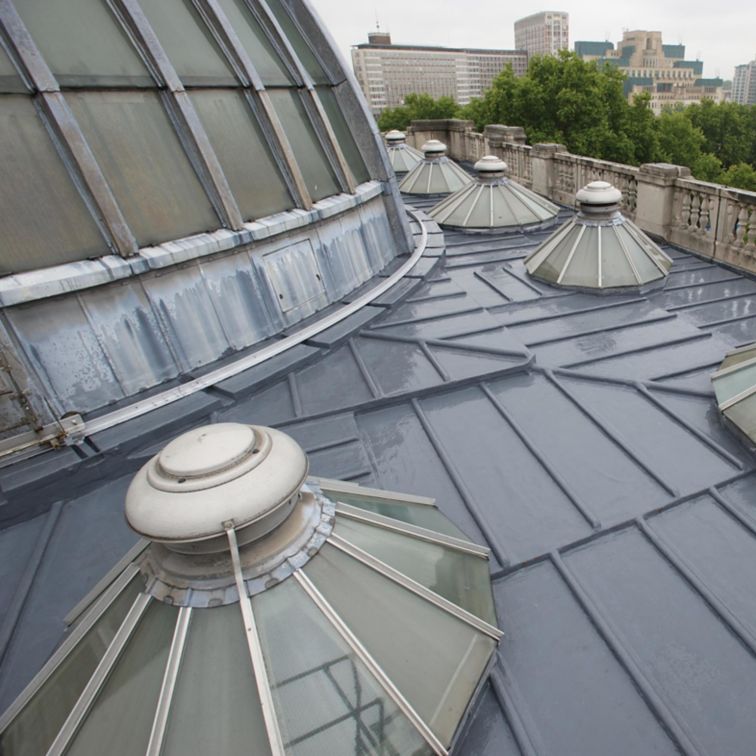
[531,224,581,283]
[714,363,756,401]
[725,399,756,442]
[561,227,598,288]
[67,91,219,246]
[304,544,496,747]
[137,0,237,86]
[333,516,497,625]
[599,226,637,287]
[0,95,106,274]
[191,90,293,220]
[0,578,141,756]
[16,0,152,87]
[720,346,756,371]
[268,89,340,202]
[322,490,467,539]
[316,87,369,184]
[161,605,272,756]
[615,225,662,283]
[216,0,292,86]
[66,599,177,756]
[263,0,329,84]
[254,578,430,755]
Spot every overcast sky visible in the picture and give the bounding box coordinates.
[311,0,756,82]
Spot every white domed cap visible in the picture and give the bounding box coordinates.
[576,180,622,207]
[385,129,406,143]
[474,155,507,174]
[126,423,308,550]
[422,139,447,157]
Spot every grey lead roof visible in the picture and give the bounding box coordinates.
[2,193,756,755]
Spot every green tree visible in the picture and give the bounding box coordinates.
[377,93,459,132]
[625,93,660,164]
[685,100,753,168]
[471,52,636,163]
[720,162,756,191]
[656,109,705,166]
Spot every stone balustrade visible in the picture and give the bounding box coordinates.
[405,119,756,275]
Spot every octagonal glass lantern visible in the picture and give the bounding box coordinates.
[0,424,500,756]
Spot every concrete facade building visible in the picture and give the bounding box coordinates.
[732,60,756,105]
[514,11,569,57]
[575,30,724,113]
[351,32,527,114]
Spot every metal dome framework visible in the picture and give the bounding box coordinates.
[525,181,672,292]
[398,140,473,196]
[0,0,385,274]
[712,343,756,451]
[0,424,500,756]
[429,155,559,232]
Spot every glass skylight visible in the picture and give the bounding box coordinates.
[525,181,672,291]
[712,343,756,450]
[399,141,473,196]
[385,130,423,175]
[0,424,500,756]
[430,155,559,232]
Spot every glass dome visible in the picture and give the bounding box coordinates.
[525,181,672,292]
[712,343,756,451]
[399,141,473,196]
[0,0,416,434]
[0,424,500,756]
[385,130,423,175]
[429,156,559,232]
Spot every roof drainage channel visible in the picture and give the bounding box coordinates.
[81,210,431,439]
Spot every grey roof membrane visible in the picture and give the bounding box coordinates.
[2,193,756,755]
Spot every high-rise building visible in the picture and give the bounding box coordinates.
[514,11,569,57]
[575,30,724,113]
[732,60,756,105]
[351,32,528,114]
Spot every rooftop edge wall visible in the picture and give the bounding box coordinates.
[407,119,756,274]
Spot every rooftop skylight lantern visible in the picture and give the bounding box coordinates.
[429,155,559,232]
[525,180,673,292]
[712,343,756,452]
[0,423,501,756]
[385,129,423,175]
[399,140,473,196]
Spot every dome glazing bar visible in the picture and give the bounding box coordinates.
[0,0,139,257]
[719,383,756,412]
[145,606,192,756]
[335,502,491,557]
[556,225,586,285]
[46,593,152,756]
[0,565,141,734]
[111,0,246,230]
[292,569,448,756]
[196,0,314,208]
[327,533,502,639]
[226,525,286,755]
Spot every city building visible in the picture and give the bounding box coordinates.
[351,31,527,114]
[514,11,569,57]
[575,30,724,113]
[732,59,756,105]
